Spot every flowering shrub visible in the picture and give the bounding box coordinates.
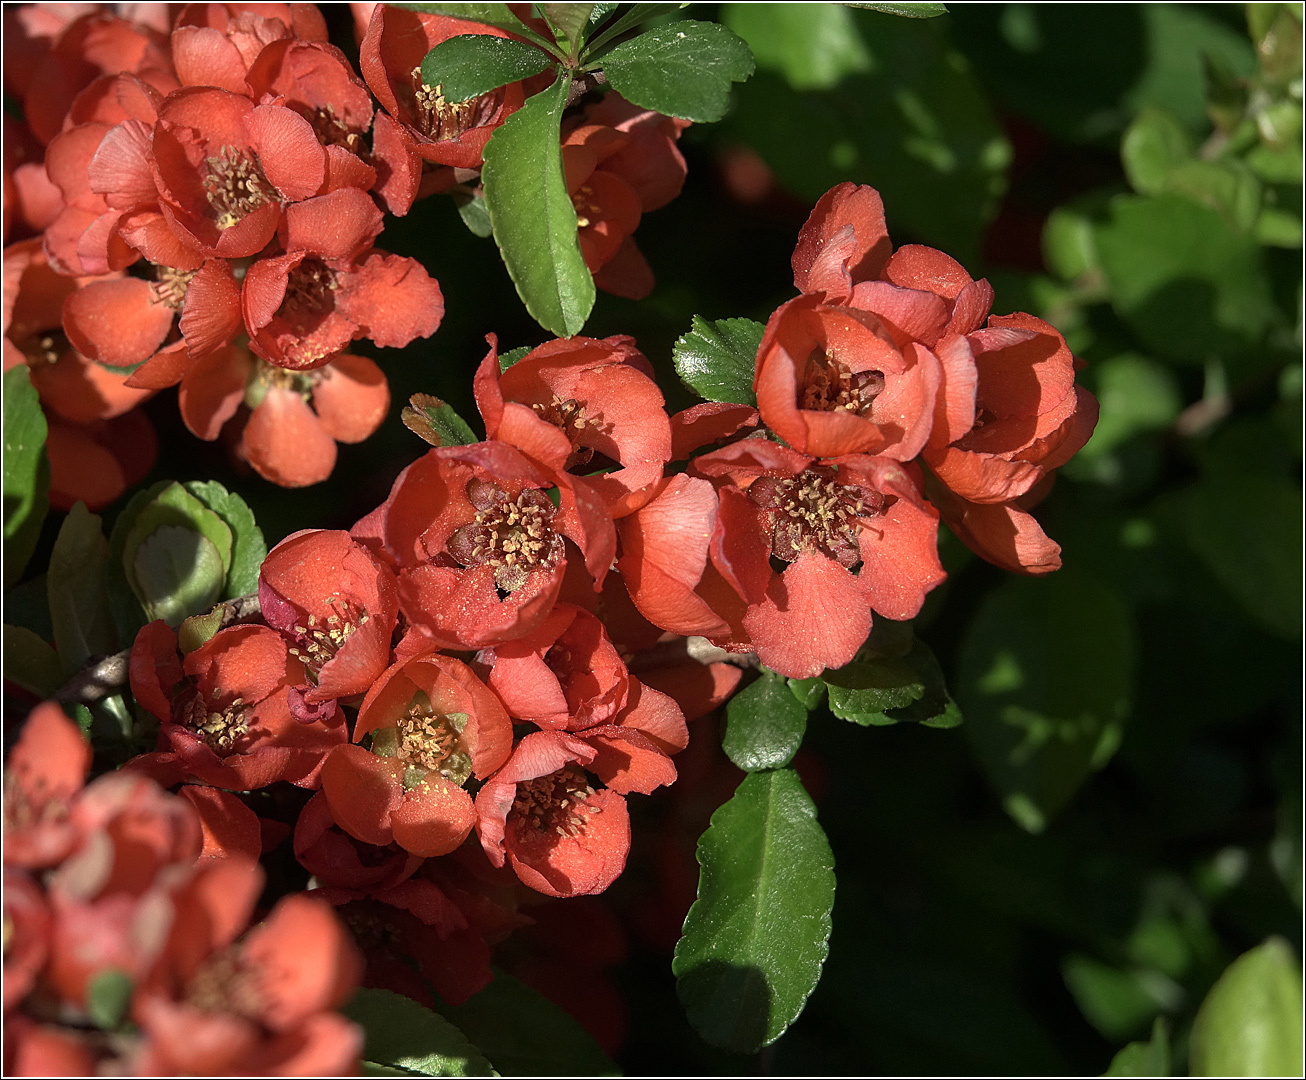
[5,3,1301,1076]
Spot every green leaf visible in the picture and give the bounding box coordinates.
[1174,474,1302,640]
[1072,354,1181,459]
[787,676,827,710]
[1190,938,1304,1077]
[132,526,227,628]
[183,481,266,598]
[401,394,480,447]
[672,315,764,405]
[1104,1017,1170,1076]
[722,4,871,91]
[845,2,948,17]
[435,972,617,1076]
[482,69,594,338]
[1094,194,1278,369]
[395,2,558,53]
[3,366,50,588]
[825,653,924,722]
[1120,107,1193,195]
[3,623,63,698]
[542,3,594,49]
[582,2,666,55]
[453,189,494,237]
[86,969,133,1030]
[341,988,496,1077]
[48,503,115,676]
[600,21,755,123]
[122,483,233,627]
[958,571,1135,832]
[722,13,1010,265]
[673,768,835,1053]
[497,346,532,372]
[723,671,807,771]
[420,34,554,103]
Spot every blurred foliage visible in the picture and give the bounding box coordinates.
[7,2,1301,1075]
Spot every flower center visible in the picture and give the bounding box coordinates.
[447,479,563,594]
[187,947,264,1018]
[287,598,369,681]
[203,145,275,230]
[379,690,472,788]
[151,265,196,310]
[178,693,250,756]
[531,395,595,468]
[510,766,598,838]
[802,351,885,417]
[301,103,363,154]
[410,69,497,141]
[571,184,599,229]
[19,331,67,366]
[748,469,885,569]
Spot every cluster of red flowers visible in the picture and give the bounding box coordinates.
[4,702,364,1074]
[3,3,688,509]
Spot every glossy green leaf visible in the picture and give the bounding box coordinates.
[825,654,923,722]
[402,394,480,447]
[86,969,133,1030]
[1064,954,1179,1042]
[420,34,554,103]
[184,481,265,598]
[1190,937,1304,1077]
[482,69,594,337]
[787,676,827,710]
[722,4,871,91]
[1104,1017,1170,1076]
[436,972,617,1076]
[395,2,558,53]
[132,526,227,628]
[723,671,807,771]
[497,346,532,372]
[958,571,1135,832]
[1175,474,1302,640]
[453,189,494,237]
[674,768,835,1053]
[845,2,948,17]
[342,988,496,1077]
[543,3,594,49]
[3,365,50,588]
[48,503,115,676]
[672,315,763,405]
[601,21,755,123]
[3,623,63,699]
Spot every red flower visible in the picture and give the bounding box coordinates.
[473,333,672,517]
[151,86,325,258]
[240,187,441,370]
[164,342,390,488]
[691,440,946,678]
[258,528,400,715]
[474,730,631,898]
[354,441,614,650]
[314,878,493,1007]
[359,6,527,171]
[294,790,423,892]
[3,702,92,871]
[754,292,941,461]
[321,652,511,858]
[132,885,363,1076]
[485,603,630,730]
[45,408,159,512]
[170,3,328,94]
[128,620,347,790]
